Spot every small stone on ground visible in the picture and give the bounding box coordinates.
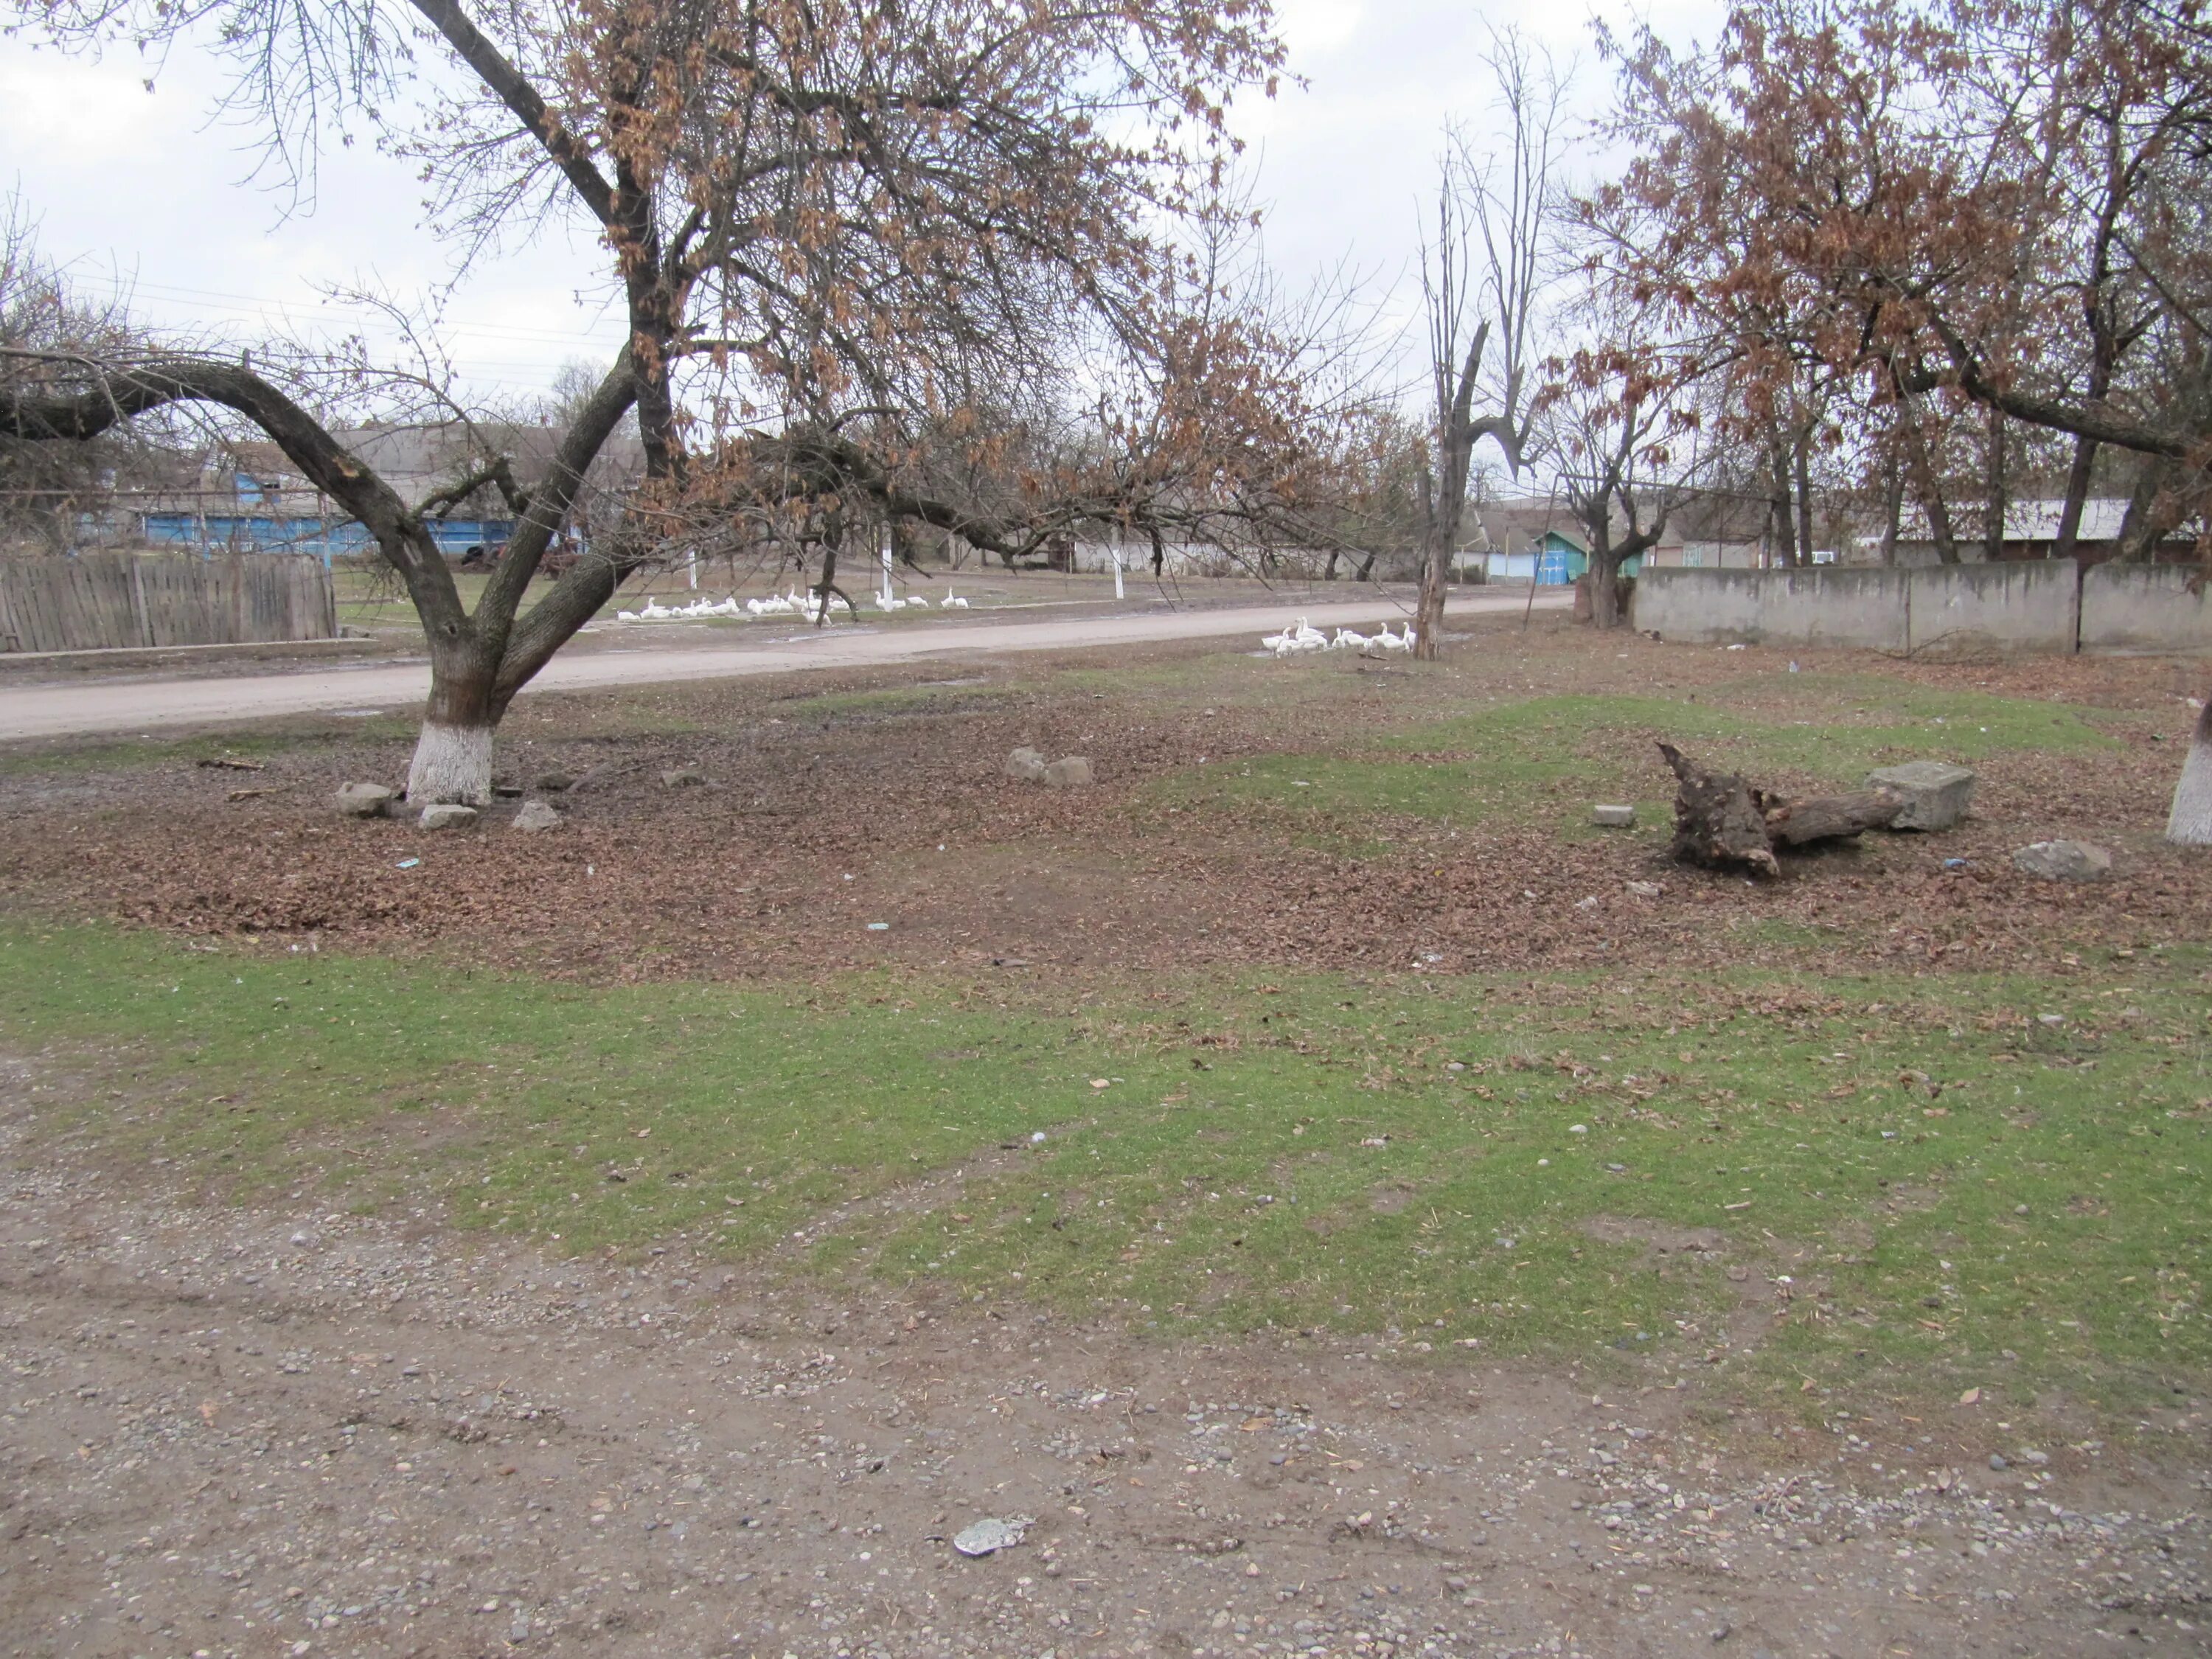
[512,801,563,832]
[418,804,480,830]
[2011,839,2112,881]
[335,782,396,818]
[1590,804,1636,827]
[1044,756,1094,788]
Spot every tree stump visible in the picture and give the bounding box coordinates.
[1658,742,1902,876]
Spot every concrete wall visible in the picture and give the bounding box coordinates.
[2081,565,2212,655]
[1634,567,1911,651]
[1908,560,2080,655]
[1634,559,2212,655]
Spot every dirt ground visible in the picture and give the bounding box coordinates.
[3,616,2206,984]
[5,1052,2211,1659]
[7,624,2212,1658]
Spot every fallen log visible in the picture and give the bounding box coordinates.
[1764,789,1903,846]
[1658,742,1901,875]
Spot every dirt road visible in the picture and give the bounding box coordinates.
[3,1054,2208,1659]
[0,594,1565,742]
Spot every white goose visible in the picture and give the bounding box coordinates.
[941,591,970,608]
[1331,627,1368,651]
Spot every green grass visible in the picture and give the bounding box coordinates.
[5,920,2208,1415]
[1152,679,2128,844]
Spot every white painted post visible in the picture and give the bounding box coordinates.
[686,549,698,589]
[880,526,896,608]
[1113,526,1126,599]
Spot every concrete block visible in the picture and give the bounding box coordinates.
[418,804,480,830]
[1865,761,1976,830]
[1044,756,1095,788]
[1590,804,1637,827]
[2011,840,2110,881]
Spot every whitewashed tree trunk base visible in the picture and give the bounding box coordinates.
[2168,718,2212,846]
[406,721,495,807]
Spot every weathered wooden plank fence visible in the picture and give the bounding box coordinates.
[0,553,337,653]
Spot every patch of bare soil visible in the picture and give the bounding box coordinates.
[2,625,2205,985]
[4,1057,2211,1659]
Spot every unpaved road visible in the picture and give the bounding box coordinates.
[4,1059,2208,1659]
[0,596,1565,742]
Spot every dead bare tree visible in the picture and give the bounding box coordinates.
[1412,29,1562,661]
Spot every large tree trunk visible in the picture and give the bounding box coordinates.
[1983,405,2008,563]
[2052,434,2098,562]
[1793,430,1815,566]
[1414,459,1455,661]
[1589,544,1624,629]
[1414,533,1449,658]
[406,644,502,805]
[2171,699,2212,846]
[2115,457,2184,561]
[1898,405,1960,563]
[1878,450,1904,565]
[1766,434,1798,567]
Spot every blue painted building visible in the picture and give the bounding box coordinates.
[134,512,514,564]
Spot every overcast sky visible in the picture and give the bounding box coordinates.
[1,0,1721,403]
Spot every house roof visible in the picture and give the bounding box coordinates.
[1896,497,2174,543]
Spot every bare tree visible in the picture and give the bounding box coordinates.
[1600,0,2212,841]
[1547,354,1709,629]
[2,0,1287,804]
[0,201,195,552]
[1412,29,1563,661]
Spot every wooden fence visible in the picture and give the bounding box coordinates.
[0,553,338,653]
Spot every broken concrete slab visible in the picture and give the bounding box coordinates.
[418,804,481,831]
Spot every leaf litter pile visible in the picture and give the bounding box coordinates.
[2,619,2207,984]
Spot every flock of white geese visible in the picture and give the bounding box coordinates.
[615,588,973,623]
[1260,616,1416,657]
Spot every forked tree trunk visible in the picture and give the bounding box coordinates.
[2171,699,2212,846]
